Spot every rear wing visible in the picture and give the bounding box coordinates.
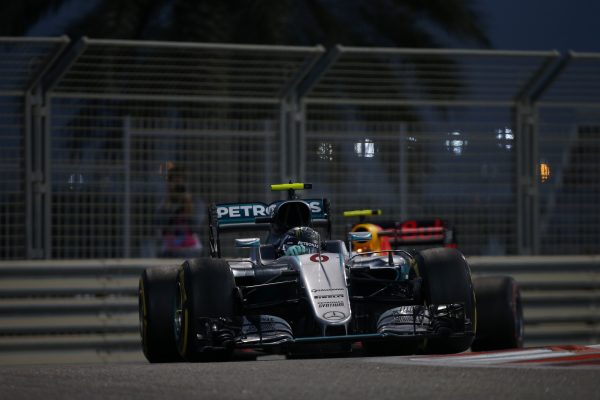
[208,198,331,257]
[379,219,456,248]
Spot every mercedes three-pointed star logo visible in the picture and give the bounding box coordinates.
[322,311,346,321]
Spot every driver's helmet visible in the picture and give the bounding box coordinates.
[351,223,382,253]
[278,226,321,256]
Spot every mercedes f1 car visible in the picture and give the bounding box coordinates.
[139,183,523,362]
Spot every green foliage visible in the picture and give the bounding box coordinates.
[0,0,489,48]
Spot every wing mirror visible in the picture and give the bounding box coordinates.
[235,238,262,263]
[235,238,261,248]
[347,232,372,242]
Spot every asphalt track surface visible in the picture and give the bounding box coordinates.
[1,348,599,400]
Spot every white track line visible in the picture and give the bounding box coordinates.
[367,345,600,367]
[409,345,600,365]
[409,350,575,365]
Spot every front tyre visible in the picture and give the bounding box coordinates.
[415,247,476,354]
[471,276,524,351]
[175,258,238,361]
[139,266,181,363]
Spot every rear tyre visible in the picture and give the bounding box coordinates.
[175,258,238,361]
[471,276,524,351]
[139,266,181,363]
[415,247,475,354]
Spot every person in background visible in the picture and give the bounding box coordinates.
[156,162,203,258]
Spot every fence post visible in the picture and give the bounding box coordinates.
[25,87,50,259]
[516,102,540,254]
[514,52,569,255]
[21,38,71,259]
[279,98,296,184]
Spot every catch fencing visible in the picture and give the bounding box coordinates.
[0,37,599,260]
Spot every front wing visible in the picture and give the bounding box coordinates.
[191,303,473,353]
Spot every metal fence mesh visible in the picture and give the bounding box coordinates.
[536,54,600,254]
[50,98,281,258]
[0,96,25,259]
[538,112,600,254]
[306,47,558,105]
[0,37,69,259]
[305,104,518,255]
[53,39,324,100]
[0,37,68,94]
[1,38,599,259]
[304,48,559,256]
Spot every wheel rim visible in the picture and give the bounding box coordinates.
[174,280,183,344]
[515,293,524,346]
[138,280,146,338]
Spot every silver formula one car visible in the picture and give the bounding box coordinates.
[139,183,518,362]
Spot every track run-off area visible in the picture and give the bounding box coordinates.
[0,345,599,400]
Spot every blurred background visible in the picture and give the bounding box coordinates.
[1,0,599,259]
